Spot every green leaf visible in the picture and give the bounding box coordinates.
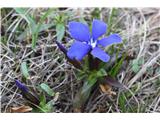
[87,71,98,86]
[39,93,46,107]
[56,23,65,42]
[109,53,126,77]
[73,81,92,109]
[131,58,144,73]
[96,68,107,77]
[45,100,54,112]
[38,93,53,113]
[40,83,55,96]
[131,63,140,73]
[21,62,30,79]
[131,59,140,73]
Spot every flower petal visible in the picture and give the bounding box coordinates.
[15,80,28,93]
[55,41,67,54]
[92,19,107,40]
[68,21,90,42]
[98,34,122,47]
[91,47,110,62]
[67,41,91,61]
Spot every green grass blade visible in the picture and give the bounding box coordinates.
[56,23,65,42]
[107,8,117,35]
[109,53,126,77]
[32,9,53,49]
[14,8,37,31]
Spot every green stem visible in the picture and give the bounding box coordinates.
[107,8,116,35]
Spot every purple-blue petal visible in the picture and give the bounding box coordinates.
[68,21,91,42]
[55,41,67,54]
[91,47,110,62]
[67,41,91,61]
[15,80,28,93]
[92,19,107,40]
[98,34,122,47]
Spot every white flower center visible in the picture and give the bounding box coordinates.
[90,38,97,48]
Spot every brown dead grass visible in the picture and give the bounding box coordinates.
[1,8,160,113]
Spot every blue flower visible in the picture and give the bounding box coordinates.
[15,80,28,93]
[67,19,122,62]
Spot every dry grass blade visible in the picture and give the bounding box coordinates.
[128,51,160,88]
[10,105,32,113]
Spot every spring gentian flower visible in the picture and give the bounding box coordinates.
[15,80,40,105]
[67,19,122,62]
[15,80,28,93]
